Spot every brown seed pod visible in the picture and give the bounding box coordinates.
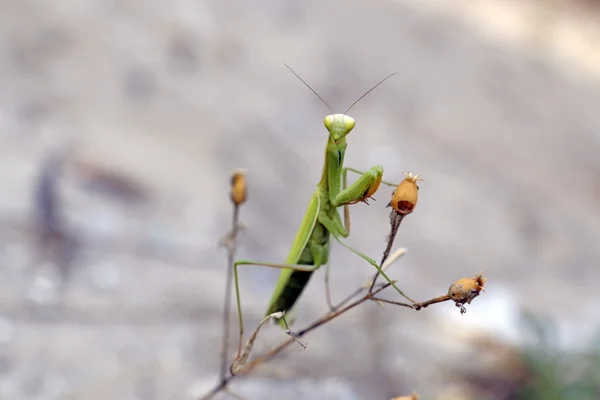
[390,171,423,215]
[230,169,247,206]
[448,273,487,307]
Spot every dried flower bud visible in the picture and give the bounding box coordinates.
[230,169,247,206]
[390,172,423,215]
[448,273,487,314]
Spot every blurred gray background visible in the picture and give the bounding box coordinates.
[1,0,600,399]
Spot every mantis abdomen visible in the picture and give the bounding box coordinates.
[266,217,330,319]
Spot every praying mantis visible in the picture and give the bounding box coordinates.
[232,65,412,346]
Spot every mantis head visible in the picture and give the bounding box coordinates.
[324,114,355,143]
[284,64,397,143]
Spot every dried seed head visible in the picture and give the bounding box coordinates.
[390,171,423,215]
[448,273,487,312]
[230,169,247,206]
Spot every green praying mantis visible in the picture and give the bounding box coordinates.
[232,64,413,351]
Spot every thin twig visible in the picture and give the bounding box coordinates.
[231,311,284,375]
[332,285,373,312]
[217,289,456,400]
[369,210,405,294]
[219,203,241,384]
[218,168,248,385]
[230,310,308,376]
[412,294,451,310]
[369,297,414,308]
[236,282,393,375]
[198,282,400,399]
[329,247,408,311]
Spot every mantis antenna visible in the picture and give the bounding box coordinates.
[284,63,397,116]
[284,63,332,112]
[344,71,398,115]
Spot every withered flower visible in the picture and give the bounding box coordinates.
[448,273,487,314]
[390,172,423,215]
[230,169,247,206]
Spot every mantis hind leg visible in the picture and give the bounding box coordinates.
[324,262,335,311]
[231,258,322,371]
[232,259,316,357]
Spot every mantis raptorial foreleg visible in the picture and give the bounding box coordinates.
[343,167,399,188]
[340,166,399,234]
[322,166,400,309]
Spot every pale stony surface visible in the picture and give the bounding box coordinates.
[0,0,599,399]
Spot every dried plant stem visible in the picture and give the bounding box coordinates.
[331,284,378,312]
[198,282,395,400]
[219,204,242,385]
[199,271,442,400]
[231,311,284,375]
[380,212,405,269]
[369,297,414,308]
[369,210,406,295]
[413,295,451,310]
[368,211,417,305]
[213,288,478,400]
[200,175,422,400]
[330,246,407,312]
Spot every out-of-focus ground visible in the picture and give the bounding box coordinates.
[1,0,600,399]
